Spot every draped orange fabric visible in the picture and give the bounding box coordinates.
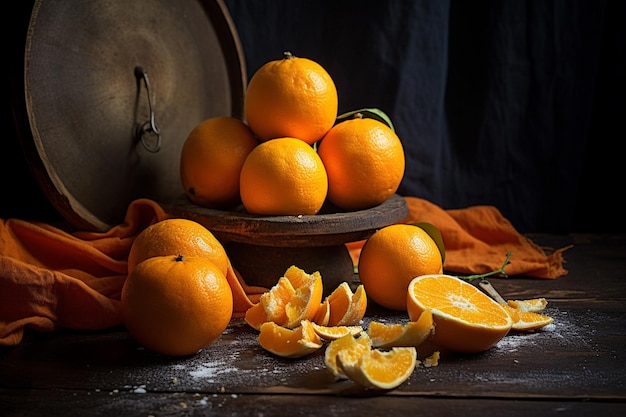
[0,197,568,346]
[348,197,569,279]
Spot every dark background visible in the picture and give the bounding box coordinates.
[223,0,625,234]
[3,0,625,234]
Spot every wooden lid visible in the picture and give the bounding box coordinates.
[18,0,245,231]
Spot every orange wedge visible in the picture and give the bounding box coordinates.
[507,298,548,312]
[244,301,268,331]
[285,272,323,328]
[258,320,322,358]
[283,264,321,289]
[368,310,434,348]
[325,282,367,326]
[338,347,417,390]
[511,310,553,331]
[312,300,331,326]
[324,332,371,380]
[260,276,295,326]
[311,322,363,341]
[407,274,513,353]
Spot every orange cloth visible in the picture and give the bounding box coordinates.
[0,199,262,347]
[348,197,569,279]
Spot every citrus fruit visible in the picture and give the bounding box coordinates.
[510,310,553,331]
[324,282,367,326]
[121,254,233,356]
[368,309,434,349]
[338,347,417,390]
[317,116,405,211]
[127,218,229,275]
[259,276,296,326]
[258,320,323,358]
[285,271,324,328]
[310,322,363,341]
[358,224,443,311]
[507,298,548,312]
[180,116,258,209]
[312,299,331,326]
[244,51,338,144]
[324,332,372,380]
[407,274,513,353]
[239,137,328,215]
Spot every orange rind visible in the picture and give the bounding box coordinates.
[324,332,372,380]
[311,322,363,341]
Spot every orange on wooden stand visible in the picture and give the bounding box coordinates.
[244,51,338,144]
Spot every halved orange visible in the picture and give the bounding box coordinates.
[324,332,371,380]
[368,310,434,349]
[325,282,367,326]
[258,320,322,358]
[407,274,513,353]
[338,347,417,390]
[311,322,363,341]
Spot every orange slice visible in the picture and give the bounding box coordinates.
[258,320,322,358]
[368,310,434,348]
[325,282,367,326]
[507,298,548,312]
[407,274,513,353]
[311,322,363,341]
[324,332,371,380]
[283,264,321,289]
[511,310,553,331]
[338,347,417,390]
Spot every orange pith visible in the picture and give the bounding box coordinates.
[239,137,328,216]
[317,116,405,211]
[121,255,232,357]
[180,116,258,209]
[258,320,323,358]
[407,274,513,353]
[285,273,324,328]
[244,52,338,144]
[507,298,548,312]
[358,224,443,311]
[338,347,417,390]
[260,277,295,326]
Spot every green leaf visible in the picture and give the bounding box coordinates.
[411,222,445,264]
[335,108,395,132]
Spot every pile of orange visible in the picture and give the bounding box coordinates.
[179,51,405,216]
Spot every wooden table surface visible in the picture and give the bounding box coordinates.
[1,234,625,416]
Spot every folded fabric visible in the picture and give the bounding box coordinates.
[0,199,263,347]
[1,196,569,347]
[348,197,569,279]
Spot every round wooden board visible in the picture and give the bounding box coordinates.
[16,0,245,231]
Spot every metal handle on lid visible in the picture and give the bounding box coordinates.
[134,66,162,153]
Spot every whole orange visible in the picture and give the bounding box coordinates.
[121,254,233,356]
[127,218,229,275]
[180,116,258,209]
[244,52,338,145]
[239,137,328,215]
[358,224,443,311]
[317,116,405,211]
